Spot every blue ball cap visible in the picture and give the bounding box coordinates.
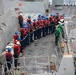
[43,18,45,20]
[25,22,29,25]
[46,16,48,19]
[23,25,28,28]
[38,14,41,17]
[33,19,36,21]
[42,15,44,17]
[50,14,52,16]
[15,32,18,34]
[40,18,42,20]
[37,18,40,20]
[18,37,21,41]
[53,14,56,17]
[28,16,31,18]
[8,48,11,52]
[56,12,59,14]
[44,16,46,18]
[30,22,32,24]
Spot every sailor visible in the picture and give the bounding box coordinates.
[14,37,21,44]
[26,24,30,45]
[14,37,21,53]
[45,16,48,35]
[33,19,37,40]
[56,12,60,24]
[14,32,19,44]
[13,42,20,68]
[45,17,50,35]
[20,25,27,49]
[58,22,64,38]
[37,14,41,19]
[51,14,56,33]
[39,19,42,38]
[18,13,23,28]
[6,48,13,70]
[20,27,25,40]
[29,22,34,42]
[55,27,61,46]
[49,14,53,34]
[17,37,22,53]
[60,14,64,23]
[37,14,42,38]
[36,18,41,39]
[41,18,46,37]
[27,16,31,24]
[23,25,28,47]
[60,14,64,19]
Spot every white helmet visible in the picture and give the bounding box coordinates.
[20,13,23,16]
[60,19,64,22]
[16,41,20,45]
[58,21,61,24]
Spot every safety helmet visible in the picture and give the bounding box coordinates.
[41,15,44,17]
[37,18,40,20]
[28,16,31,18]
[43,18,45,20]
[23,25,28,28]
[58,21,61,24]
[16,41,20,45]
[18,37,21,41]
[25,22,29,25]
[8,48,11,52]
[46,16,48,19]
[29,22,32,24]
[53,14,56,17]
[15,32,18,34]
[33,19,36,21]
[56,12,59,14]
[20,13,23,16]
[50,14,52,16]
[40,18,42,20]
[38,14,41,17]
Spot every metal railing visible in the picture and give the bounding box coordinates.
[2,55,59,75]
[12,55,56,74]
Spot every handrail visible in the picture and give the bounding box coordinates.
[64,21,71,54]
[2,65,5,75]
[11,55,58,74]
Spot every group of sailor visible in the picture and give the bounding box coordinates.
[18,12,64,48]
[5,12,64,71]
